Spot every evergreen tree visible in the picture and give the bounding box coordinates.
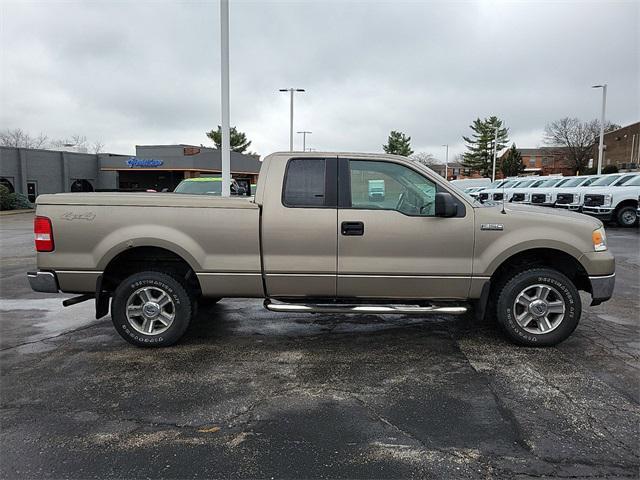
[500,143,524,177]
[206,126,252,153]
[461,116,509,177]
[383,130,414,156]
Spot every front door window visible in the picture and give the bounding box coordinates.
[348,160,437,216]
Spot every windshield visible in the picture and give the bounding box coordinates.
[174,179,222,195]
[590,174,622,187]
[538,178,563,187]
[625,176,640,187]
[514,180,536,188]
[500,181,518,188]
[561,177,588,187]
[530,180,547,188]
[615,174,639,186]
[555,178,572,187]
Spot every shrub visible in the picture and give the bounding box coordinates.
[0,185,14,210]
[12,193,33,209]
[0,186,34,211]
[602,164,619,174]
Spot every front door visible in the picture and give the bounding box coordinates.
[337,158,474,300]
[261,156,338,298]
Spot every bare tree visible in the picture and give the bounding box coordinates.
[544,117,619,174]
[0,128,48,149]
[51,134,89,153]
[410,152,438,167]
[92,140,105,154]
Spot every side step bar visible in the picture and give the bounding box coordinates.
[264,300,467,315]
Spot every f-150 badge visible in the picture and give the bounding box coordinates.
[481,223,504,231]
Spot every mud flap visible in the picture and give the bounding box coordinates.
[95,275,111,319]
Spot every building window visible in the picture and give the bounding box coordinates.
[70,179,94,192]
[0,177,15,193]
[529,156,536,167]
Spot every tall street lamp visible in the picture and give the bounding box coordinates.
[492,127,499,182]
[219,0,231,197]
[279,88,305,151]
[592,84,607,175]
[442,144,449,180]
[297,131,312,151]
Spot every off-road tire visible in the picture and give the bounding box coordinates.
[111,271,193,347]
[496,268,581,347]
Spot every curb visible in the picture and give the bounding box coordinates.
[0,209,35,216]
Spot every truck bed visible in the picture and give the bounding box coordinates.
[37,192,257,209]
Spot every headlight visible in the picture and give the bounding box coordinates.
[545,193,552,203]
[592,227,607,252]
[603,194,613,207]
[524,193,530,201]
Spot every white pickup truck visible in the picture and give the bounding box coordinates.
[581,174,640,227]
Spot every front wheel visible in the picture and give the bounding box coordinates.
[496,268,581,347]
[111,271,193,347]
[616,205,638,227]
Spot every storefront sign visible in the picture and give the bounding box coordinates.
[126,157,164,168]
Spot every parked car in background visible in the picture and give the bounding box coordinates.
[554,175,602,209]
[174,177,247,196]
[554,173,632,211]
[528,177,574,207]
[582,173,640,227]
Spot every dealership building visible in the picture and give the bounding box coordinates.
[0,144,262,201]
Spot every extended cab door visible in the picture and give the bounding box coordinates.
[337,157,474,299]
[261,156,338,298]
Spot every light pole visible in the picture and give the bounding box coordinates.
[219,0,231,197]
[297,131,312,151]
[492,127,499,182]
[279,88,305,151]
[592,84,607,175]
[442,144,449,180]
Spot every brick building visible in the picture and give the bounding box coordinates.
[499,147,574,177]
[595,121,639,172]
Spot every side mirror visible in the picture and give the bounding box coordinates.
[434,192,458,217]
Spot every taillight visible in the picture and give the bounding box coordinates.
[34,216,54,252]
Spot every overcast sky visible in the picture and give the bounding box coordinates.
[1,0,638,161]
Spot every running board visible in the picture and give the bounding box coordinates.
[264,300,467,315]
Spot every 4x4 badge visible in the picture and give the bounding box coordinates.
[481,223,504,231]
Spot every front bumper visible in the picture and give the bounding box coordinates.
[589,273,615,305]
[555,204,581,211]
[582,206,614,220]
[27,271,59,293]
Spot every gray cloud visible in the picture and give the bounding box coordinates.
[1,0,638,161]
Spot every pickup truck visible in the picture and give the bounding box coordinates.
[581,173,640,227]
[28,152,615,348]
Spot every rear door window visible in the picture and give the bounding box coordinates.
[283,158,328,207]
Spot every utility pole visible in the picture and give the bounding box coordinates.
[592,84,607,175]
[442,144,449,180]
[492,127,498,182]
[220,0,231,196]
[279,88,305,151]
[297,131,312,151]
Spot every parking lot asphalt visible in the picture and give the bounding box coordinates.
[1,212,638,479]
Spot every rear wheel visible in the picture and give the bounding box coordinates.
[111,271,193,347]
[616,205,637,227]
[496,268,581,347]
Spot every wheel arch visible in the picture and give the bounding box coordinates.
[489,247,591,294]
[101,245,202,295]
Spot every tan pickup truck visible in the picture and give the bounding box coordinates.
[28,152,615,348]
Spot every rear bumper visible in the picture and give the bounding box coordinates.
[589,273,615,305]
[27,271,59,293]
